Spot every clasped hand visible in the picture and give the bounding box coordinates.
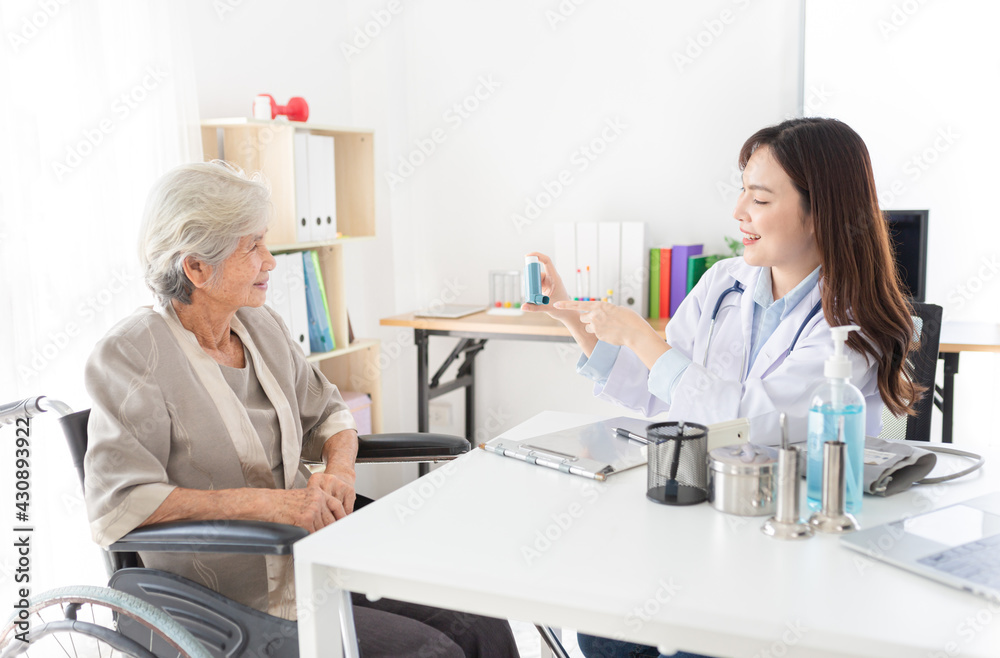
[272,469,356,533]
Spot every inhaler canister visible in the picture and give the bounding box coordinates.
[525,257,549,305]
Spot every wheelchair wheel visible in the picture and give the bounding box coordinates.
[0,585,211,658]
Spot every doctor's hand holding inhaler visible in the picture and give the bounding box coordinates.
[524,116,923,471]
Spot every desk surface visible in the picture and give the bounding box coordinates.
[939,321,1000,353]
[380,310,668,337]
[295,411,1000,658]
[382,311,999,354]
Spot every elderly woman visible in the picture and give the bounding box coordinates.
[84,161,519,658]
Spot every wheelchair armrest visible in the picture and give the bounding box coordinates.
[108,520,307,556]
[356,432,470,462]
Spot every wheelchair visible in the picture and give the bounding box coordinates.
[0,395,471,658]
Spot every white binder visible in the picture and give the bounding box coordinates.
[620,221,648,317]
[266,253,293,336]
[575,222,598,301]
[307,134,337,242]
[597,222,621,305]
[286,251,311,355]
[322,136,338,239]
[293,132,311,243]
[553,223,576,296]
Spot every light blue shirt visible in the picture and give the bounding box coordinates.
[577,266,821,405]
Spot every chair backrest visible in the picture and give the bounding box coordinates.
[58,408,141,573]
[878,302,943,442]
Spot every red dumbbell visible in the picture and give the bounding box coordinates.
[254,94,309,122]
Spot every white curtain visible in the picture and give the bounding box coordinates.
[0,0,201,599]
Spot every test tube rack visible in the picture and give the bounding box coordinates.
[487,270,523,315]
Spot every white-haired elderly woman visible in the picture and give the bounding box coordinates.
[84,161,519,658]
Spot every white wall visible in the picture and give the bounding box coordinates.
[804,0,999,448]
[805,0,998,323]
[347,0,803,462]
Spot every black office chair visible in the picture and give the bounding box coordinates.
[56,406,469,658]
[877,302,943,442]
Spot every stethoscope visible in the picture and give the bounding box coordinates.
[703,281,824,379]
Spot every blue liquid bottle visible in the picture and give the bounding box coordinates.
[806,325,866,513]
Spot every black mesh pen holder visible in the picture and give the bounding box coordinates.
[646,421,709,506]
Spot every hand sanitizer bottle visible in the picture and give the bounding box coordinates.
[806,325,866,513]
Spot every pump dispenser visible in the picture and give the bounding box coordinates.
[806,325,866,513]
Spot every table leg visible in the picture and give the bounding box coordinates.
[940,352,959,444]
[463,346,476,443]
[416,330,430,434]
[416,330,430,476]
[536,625,571,658]
[296,564,349,658]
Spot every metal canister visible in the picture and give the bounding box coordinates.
[708,443,779,516]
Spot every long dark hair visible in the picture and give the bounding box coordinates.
[739,117,921,417]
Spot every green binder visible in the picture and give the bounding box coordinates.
[687,254,724,293]
[649,249,660,318]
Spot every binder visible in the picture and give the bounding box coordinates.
[649,249,660,318]
[481,416,652,481]
[307,134,335,242]
[670,244,702,316]
[293,132,311,243]
[687,254,724,293]
[619,221,647,317]
[575,222,598,301]
[553,223,576,296]
[265,253,293,335]
[597,222,621,304]
[303,250,336,352]
[659,248,671,319]
[287,251,311,355]
[319,135,337,239]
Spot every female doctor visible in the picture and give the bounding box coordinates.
[526,116,920,446]
[526,117,922,658]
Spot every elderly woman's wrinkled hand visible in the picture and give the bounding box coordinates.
[308,470,356,515]
[271,480,350,532]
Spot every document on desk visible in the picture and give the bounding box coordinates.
[480,416,651,481]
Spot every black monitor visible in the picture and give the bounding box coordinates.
[883,209,929,303]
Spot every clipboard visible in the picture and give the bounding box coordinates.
[481,416,652,481]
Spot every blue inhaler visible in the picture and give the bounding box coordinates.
[524,256,549,305]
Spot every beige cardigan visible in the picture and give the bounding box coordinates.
[83,303,355,619]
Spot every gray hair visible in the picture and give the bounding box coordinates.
[139,160,271,306]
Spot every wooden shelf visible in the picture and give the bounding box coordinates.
[201,118,375,245]
[305,338,380,363]
[202,118,382,434]
[269,235,374,255]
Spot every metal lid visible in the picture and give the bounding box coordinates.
[709,443,779,476]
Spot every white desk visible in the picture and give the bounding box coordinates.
[294,411,1000,658]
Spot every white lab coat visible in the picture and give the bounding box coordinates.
[595,257,883,444]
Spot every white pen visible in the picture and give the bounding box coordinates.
[613,427,650,445]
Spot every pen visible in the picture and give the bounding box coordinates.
[613,427,650,445]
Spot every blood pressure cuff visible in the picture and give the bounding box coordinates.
[863,436,937,497]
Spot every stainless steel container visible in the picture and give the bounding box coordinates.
[708,443,779,516]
